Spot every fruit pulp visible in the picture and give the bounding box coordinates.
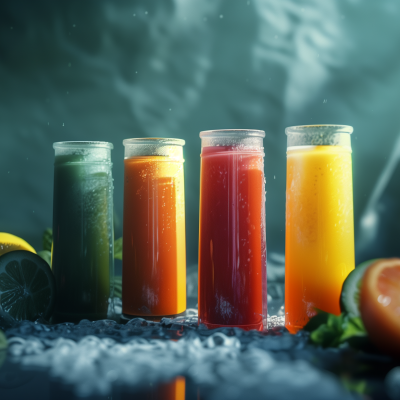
[198,146,267,331]
[52,155,113,322]
[122,157,186,317]
[285,145,355,333]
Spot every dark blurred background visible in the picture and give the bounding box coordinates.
[1,0,400,270]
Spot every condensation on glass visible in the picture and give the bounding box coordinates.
[52,141,114,322]
[285,125,355,333]
[122,138,186,320]
[198,129,267,331]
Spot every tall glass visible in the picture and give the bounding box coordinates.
[285,125,355,333]
[198,130,267,331]
[52,141,114,322]
[122,138,186,320]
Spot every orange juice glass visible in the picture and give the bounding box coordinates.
[122,138,186,320]
[285,125,355,333]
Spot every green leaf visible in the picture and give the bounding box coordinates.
[341,377,368,395]
[310,313,343,347]
[0,330,7,351]
[327,312,344,331]
[310,323,340,347]
[307,312,368,349]
[303,310,329,332]
[37,250,51,267]
[42,228,53,252]
[338,316,366,342]
[0,330,6,368]
[0,350,6,369]
[114,275,122,299]
[114,237,122,260]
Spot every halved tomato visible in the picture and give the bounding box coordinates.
[360,258,400,358]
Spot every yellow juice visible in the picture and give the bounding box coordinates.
[285,145,355,333]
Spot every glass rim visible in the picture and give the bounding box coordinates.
[53,141,113,149]
[123,138,185,146]
[199,129,265,138]
[285,125,353,135]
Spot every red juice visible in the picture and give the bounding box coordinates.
[198,134,267,331]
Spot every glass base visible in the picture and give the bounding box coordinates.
[199,320,265,332]
[121,310,186,323]
[285,324,302,334]
[51,311,109,324]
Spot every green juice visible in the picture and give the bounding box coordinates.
[52,143,114,322]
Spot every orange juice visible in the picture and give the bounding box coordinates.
[122,139,186,318]
[285,141,355,333]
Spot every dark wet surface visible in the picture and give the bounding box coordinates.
[1,312,399,400]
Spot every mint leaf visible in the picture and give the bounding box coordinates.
[339,316,366,342]
[114,276,122,299]
[304,311,329,332]
[114,237,122,260]
[310,322,340,347]
[307,312,368,349]
[0,330,7,351]
[42,228,53,252]
[341,378,368,395]
[310,313,343,347]
[0,330,7,368]
[37,250,51,267]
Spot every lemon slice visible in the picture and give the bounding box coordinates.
[0,233,36,257]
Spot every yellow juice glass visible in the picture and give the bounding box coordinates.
[285,125,355,333]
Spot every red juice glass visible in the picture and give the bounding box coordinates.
[198,129,267,331]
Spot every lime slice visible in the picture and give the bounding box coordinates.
[0,250,56,321]
[340,259,379,317]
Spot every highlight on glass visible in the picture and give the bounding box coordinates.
[285,125,355,333]
[198,129,267,331]
[52,141,114,322]
[122,138,186,320]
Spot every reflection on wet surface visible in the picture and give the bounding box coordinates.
[0,361,189,400]
[0,313,399,400]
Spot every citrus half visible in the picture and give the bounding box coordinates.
[0,233,36,257]
[360,258,400,358]
[0,250,56,321]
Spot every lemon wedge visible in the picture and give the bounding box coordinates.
[0,232,36,257]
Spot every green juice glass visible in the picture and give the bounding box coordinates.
[52,141,114,322]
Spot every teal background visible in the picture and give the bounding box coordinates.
[1,0,400,266]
